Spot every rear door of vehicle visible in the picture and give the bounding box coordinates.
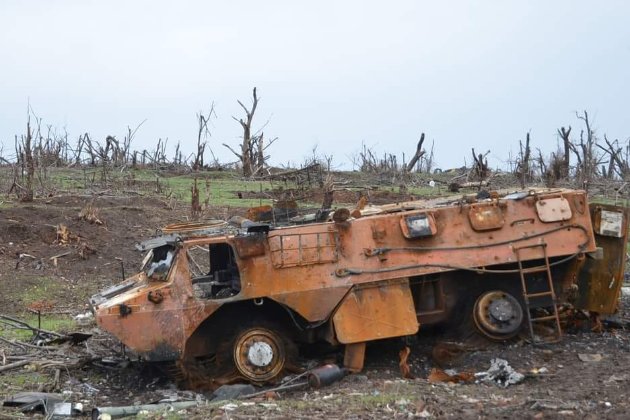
[575,204,629,314]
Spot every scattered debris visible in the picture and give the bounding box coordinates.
[604,374,628,384]
[91,401,201,419]
[428,368,475,384]
[49,250,72,267]
[307,364,347,388]
[74,311,94,326]
[529,399,580,411]
[211,384,256,401]
[78,241,96,260]
[529,366,549,375]
[577,353,603,362]
[431,341,474,367]
[475,358,525,388]
[15,252,39,270]
[27,299,55,313]
[78,202,104,225]
[0,360,32,373]
[51,402,83,417]
[398,346,414,379]
[56,224,78,245]
[2,392,63,415]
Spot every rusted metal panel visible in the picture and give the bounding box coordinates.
[232,235,266,259]
[268,229,337,268]
[468,202,505,231]
[246,205,273,222]
[332,279,419,344]
[334,192,595,283]
[343,342,366,373]
[93,254,221,361]
[536,196,572,222]
[271,287,352,322]
[575,204,629,314]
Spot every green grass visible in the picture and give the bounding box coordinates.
[0,372,47,390]
[19,277,63,305]
[39,167,287,207]
[0,314,75,341]
[0,275,78,340]
[160,174,275,207]
[16,166,452,212]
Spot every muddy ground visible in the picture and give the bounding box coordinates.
[1,192,629,419]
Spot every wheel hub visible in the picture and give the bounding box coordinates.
[489,299,515,322]
[233,328,285,383]
[473,291,524,340]
[247,342,274,367]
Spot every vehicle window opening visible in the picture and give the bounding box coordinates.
[144,245,176,281]
[190,243,241,299]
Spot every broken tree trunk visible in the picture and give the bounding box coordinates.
[558,126,572,179]
[517,132,531,189]
[0,360,30,373]
[19,118,35,202]
[191,178,201,219]
[225,87,259,178]
[405,133,425,172]
[471,148,490,180]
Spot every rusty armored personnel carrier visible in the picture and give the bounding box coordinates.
[91,189,628,385]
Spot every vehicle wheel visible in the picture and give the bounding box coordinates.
[472,290,524,341]
[232,327,287,383]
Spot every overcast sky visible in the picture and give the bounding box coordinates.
[1,1,628,170]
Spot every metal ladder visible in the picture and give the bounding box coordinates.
[514,243,562,344]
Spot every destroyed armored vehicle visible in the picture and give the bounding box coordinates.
[91,189,628,385]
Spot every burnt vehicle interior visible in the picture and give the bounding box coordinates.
[189,243,241,299]
[143,244,176,281]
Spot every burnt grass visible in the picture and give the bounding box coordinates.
[0,190,629,419]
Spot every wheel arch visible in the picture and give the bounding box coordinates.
[183,298,303,359]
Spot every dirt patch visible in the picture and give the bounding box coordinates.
[0,195,185,315]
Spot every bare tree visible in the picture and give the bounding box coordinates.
[122,119,146,168]
[18,116,35,201]
[193,105,216,170]
[597,135,630,179]
[557,126,572,179]
[470,148,490,180]
[569,110,602,187]
[516,132,532,188]
[191,178,201,218]
[421,139,435,173]
[223,88,276,177]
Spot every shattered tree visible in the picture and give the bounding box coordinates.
[405,133,425,172]
[224,87,275,177]
[192,105,215,171]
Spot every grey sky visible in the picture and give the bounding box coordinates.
[1,1,628,169]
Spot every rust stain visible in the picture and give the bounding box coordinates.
[575,204,629,314]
